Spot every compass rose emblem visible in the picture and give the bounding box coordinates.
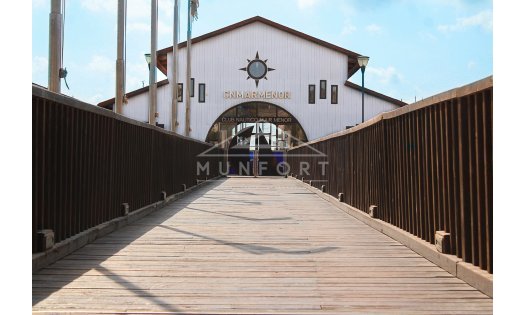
[239,51,275,88]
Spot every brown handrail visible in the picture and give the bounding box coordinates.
[287,76,493,273]
[33,85,224,253]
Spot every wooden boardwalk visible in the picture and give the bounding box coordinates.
[33,177,492,314]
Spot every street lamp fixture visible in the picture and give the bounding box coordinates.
[144,53,151,70]
[357,55,369,123]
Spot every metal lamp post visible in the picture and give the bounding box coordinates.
[357,56,369,123]
[144,53,151,70]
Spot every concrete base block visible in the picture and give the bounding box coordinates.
[37,230,55,252]
[369,205,378,218]
[435,230,451,254]
[121,203,129,216]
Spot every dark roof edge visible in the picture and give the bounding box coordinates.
[156,16,361,77]
[344,81,407,107]
[157,16,360,57]
[97,79,170,109]
[97,79,406,109]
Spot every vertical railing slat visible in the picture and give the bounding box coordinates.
[286,82,492,273]
[33,89,223,253]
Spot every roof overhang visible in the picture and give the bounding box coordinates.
[156,16,361,78]
[98,16,403,109]
[98,79,169,110]
[344,81,407,107]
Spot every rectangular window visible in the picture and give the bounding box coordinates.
[320,80,327,99]
[190,78,195,97]
[198,83,206,103]
[331,85,338,104]
[177,83,183,102]
[308,84,315,104]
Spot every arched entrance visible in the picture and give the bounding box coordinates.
[205,102,308,176]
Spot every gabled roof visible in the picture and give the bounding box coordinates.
[344,81,407,107]
[98,17,404,109]
[155,16,361,78]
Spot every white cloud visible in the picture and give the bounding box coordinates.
[126,76,147,91]
[127,59,150,74]
[341,20,357,36]
[425,0,467,11]
[467,60,476,70]
[365,24,382,34]
[158,20,173,35]
[367,66,403,85]
[339,1,356,17]
[87,55,113,74]
[438,10,492,32]
[81,0,165,19]
[128,20,171,35]
[128,22,151,33]
[158,0,174,18]
[32,56,48,76]
[123,0,174,39]
[32,0,46,9]
[297,0,321,10]
[419,31,438,42]
[80,0,115,13]
[127,0,151,19]
[125,59,151,91]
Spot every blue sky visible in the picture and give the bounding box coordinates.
[32,0,492,104]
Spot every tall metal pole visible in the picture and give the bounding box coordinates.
[254,122,258,177]
[171,0,180,132]
[361,67,365,123]
[115,0,126,114]
[48,0,63,93]
[149,0,158,125]
[184,0,192,136]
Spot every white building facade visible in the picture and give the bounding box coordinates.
[99,16,405,145]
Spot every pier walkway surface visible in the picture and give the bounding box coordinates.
[33,177,492,314]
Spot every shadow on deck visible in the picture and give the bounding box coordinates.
[33,177,492,314]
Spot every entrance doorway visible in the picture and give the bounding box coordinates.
[205,102,308,176]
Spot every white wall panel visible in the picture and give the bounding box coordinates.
[122,93,148,123]
[122,21,400,141]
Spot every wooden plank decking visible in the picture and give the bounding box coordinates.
[33,177,492,314]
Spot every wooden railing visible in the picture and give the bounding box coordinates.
[287,76,493,273]
[32,86,224,253]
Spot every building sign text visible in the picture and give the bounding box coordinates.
[224,91,291,100]
[220,117,295,124]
